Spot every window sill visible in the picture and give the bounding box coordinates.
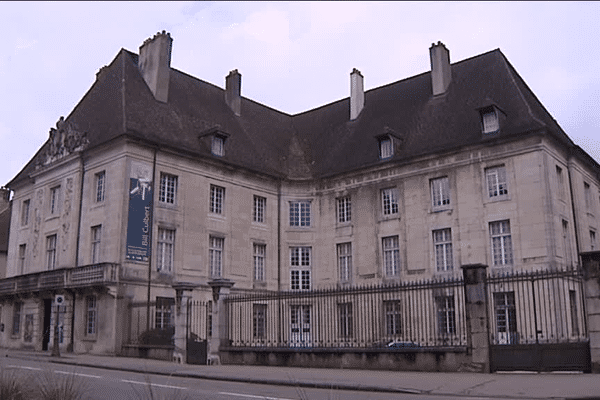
[485,195,510,204]
[82,335,97,342]
[430,205,452,213]
[378,214,400,222]
[90,202,105,210]
[45,215,60,222]
[253,281,267,289]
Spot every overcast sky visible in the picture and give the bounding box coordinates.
[1,2,599,188]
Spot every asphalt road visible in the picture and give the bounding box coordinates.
[0,357,508,400]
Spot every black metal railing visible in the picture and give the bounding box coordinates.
[225,276,467,349]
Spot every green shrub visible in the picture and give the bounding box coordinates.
[138,327,175,346]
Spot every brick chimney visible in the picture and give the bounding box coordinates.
[139,31,173,103]
[225,69,241,116]
[430,41,452,96]
[0,187,10,212]
[350,68,364,120]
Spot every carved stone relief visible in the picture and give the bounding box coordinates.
[32,189,43,258]
[35,117,89,169]
[61,177,73,252]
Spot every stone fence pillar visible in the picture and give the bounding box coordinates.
[461,264,490,373]
[208,279,234,365]
[172,282,197,364]
[580,251,600,372]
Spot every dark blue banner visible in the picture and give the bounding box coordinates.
[126,161,153,262]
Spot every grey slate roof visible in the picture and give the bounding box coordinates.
[0,205,11,253]
[7,47,586,187]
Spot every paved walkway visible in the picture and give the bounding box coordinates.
[1,349,599,399]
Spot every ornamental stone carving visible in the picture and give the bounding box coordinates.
[32,189,43,258]
[36,117,89,169]
[61,177,73,252]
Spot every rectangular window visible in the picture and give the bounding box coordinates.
[433,228,453,271]
[209,236,224,278]
[490,220,513,266]
[591,230,597,251]
[46,234,57,270]
[290,305,311,345]
[436,296,456,336]
[382,235,400,277]
[482,109,499,133]
[494,292,517,344]
[21,199,30,226]
[159,173,177,204]
[253,195,266,223]
[585,182,592,210]
[90,225,102,264]
[381,188,399,215]
[253,243,266,282]
[337,196,351,223]
[431,177,450,208]
[155,297,174,329]
[86,295,97,335]
[253,304,266,339]
[289,201,311,227]
[569,290,580,336]
[556,166,565,199]
[157,228,175,272]
[12,302,22,336]
[212,136,224,156]
[49,186,60,215]
[95,171,105,203]
[486,166,508,198]
[379,137,393,159]
[337,242,352,282]
[384,300,402,336]
[18,244,26,274]
[338,302,353,338]
[562,219,572,266]
[210,185,225,214]
[290,246,311,290]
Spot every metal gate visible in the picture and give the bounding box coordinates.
[186,299,211,365]
[487,267,591,372]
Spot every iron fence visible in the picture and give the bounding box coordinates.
[487,266,588,345]
[225,276,467,349]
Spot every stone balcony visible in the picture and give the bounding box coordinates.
[0,263,119,296]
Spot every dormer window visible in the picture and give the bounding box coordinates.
[212,135,225,156]
[379,137,393,159]
[479,105,502,134]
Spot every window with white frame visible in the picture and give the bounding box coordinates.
[486,166,508,198]
[289,201,311,227]
[436,295,456,336]
[591,230,597,251]
[253,303,266,339]
[253,195,266,223]
[90,225,102,264]
[86,295,97,336]
[562,219,572,266]
[253,243,266,282]
[212,135,225,156]
[49,186,60,215]
[155,297,174,329]
[209,236,224,278]
[337,196,351,223]
[12,302,22,336]
[481,108,499,133]
[159,173,177,204]
[46,234,57,270]
[433,228,453,271]
[379,137,393,159]
[381,188,399,216]
[384,300,402,336]
[585,182,592,210]
[157,228,175,272]
[18,244,26,274]
[95,171,105,203]
[431,177,450,208]
[290,246,311,290]
[337,242,352,282]
[382,235,400,277]
[493,292,517,344]
[569,290,580,336]
[338,302,353,338]
[490,220,513,266]
[210,185,225,214]
[556,166,565,200]
[21,199,30,226]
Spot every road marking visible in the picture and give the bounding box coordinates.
[121,379,187,390]
[7,365,42,371]
[54,370,102,379]
[218,392,295,400]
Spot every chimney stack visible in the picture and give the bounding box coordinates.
[139,31,173,103]
[350,68,364,120]
[429,41,452,96]
[225,69,241,116]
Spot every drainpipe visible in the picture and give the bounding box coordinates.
[277,179,282,344]
[70,153,85,352]
[146,147,158,332]
[567,158,582,265]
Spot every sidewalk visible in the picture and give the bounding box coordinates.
[2,348,599,399]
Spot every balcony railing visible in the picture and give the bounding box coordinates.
[0,263,119,295]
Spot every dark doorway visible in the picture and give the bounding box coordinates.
[42,299,51,351]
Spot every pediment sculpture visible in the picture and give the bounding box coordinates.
[35,117,89,169]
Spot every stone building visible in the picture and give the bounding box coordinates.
[1,31,598,355]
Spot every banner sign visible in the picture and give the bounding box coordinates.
[126,160,153,262]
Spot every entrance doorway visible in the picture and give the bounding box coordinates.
[42,299,51,351]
